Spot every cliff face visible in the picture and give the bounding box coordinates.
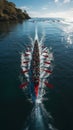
[0,0,30,22]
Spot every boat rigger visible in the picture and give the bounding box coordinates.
[20,29,53,103]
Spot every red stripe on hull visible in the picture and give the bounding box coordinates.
[34,82,39,97]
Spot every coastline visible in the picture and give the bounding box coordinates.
[0,0,30,22]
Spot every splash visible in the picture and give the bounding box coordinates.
[23,103,58,130]
[20,27,53,103]
[19,28,58,130]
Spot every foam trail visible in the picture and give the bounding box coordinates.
[35,27,38,40]
[23,104,58,130]
[20,28,58,130]
[29,36,34,46]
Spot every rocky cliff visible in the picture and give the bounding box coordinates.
[0,0,30,22]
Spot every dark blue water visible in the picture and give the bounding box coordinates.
[0,18,73,130]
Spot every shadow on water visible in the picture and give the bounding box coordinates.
[0,21,24,39]
[0,22,16,38]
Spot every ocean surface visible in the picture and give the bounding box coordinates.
[0,18,73,130]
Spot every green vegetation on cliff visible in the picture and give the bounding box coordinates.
[0,0,30,22]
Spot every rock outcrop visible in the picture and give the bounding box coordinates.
[0,0,30,22]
